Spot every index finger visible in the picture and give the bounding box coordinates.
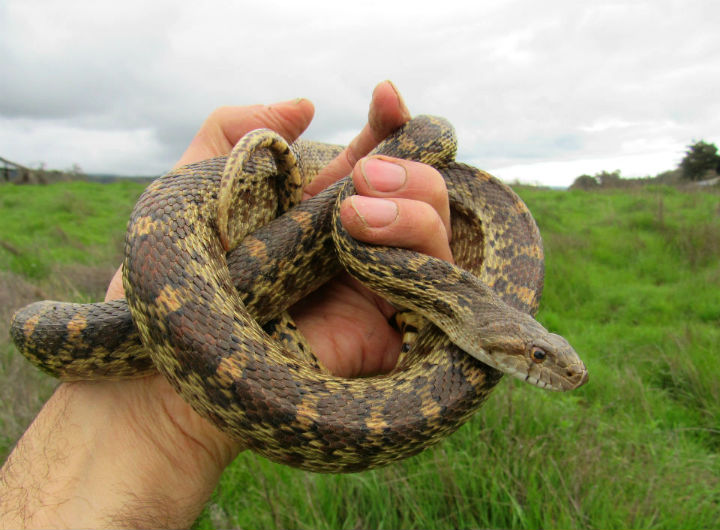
[301,80,411,199]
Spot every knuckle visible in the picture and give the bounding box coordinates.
[407,163,446,195]
[401,201,439,236]
[208,105,240,122]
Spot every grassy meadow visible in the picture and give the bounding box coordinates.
[1,180,718,529]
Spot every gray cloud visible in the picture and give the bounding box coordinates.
[1,0,718,186]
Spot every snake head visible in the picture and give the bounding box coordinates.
[517,332,588,391]
[469,315,589,392]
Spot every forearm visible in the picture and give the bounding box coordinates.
[0,377,239,529]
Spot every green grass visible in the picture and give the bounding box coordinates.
[1,182,719,529]
[0,181,143,279]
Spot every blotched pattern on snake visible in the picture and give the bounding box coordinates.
[11,116,588,473]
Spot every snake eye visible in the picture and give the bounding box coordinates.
[531,347,547,363]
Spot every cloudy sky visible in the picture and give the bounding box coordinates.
[1,0,718,187]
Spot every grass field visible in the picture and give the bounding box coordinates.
[1,181,719,529]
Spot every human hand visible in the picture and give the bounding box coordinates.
[107,80,453,377]
[0,81,455,529]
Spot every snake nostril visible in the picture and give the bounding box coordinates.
[567,366,584,378]
[567,367,590,385]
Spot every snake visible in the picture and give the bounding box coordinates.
[10,115,588,473]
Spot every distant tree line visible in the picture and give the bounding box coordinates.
[570,139,720,190]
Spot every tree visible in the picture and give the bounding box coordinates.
[680,140,720,181]
[569,174,599,190]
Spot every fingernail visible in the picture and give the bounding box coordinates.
[385,80,410,119]
[269,97,307,108]
[361,157,407,192]
[350,196,398,227]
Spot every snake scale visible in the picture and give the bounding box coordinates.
[11,115,588,472]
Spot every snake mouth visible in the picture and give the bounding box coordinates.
[520,362,589,392]
[523,373,554,390]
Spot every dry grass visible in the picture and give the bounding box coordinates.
[0,271,56,455]
[0,263,116,460]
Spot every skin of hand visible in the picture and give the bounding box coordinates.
[0,81,454,529]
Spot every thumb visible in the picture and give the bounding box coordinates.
[174,98,316,168]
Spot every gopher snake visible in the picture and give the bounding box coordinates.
[11,116,587,472]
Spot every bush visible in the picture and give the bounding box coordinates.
[680,140,720,181]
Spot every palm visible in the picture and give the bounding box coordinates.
[290,272,401,377]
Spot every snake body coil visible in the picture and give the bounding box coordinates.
[11,116,587,472]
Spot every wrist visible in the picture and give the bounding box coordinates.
[1,376,242,528]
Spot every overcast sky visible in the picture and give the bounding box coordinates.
[1,0,719,187]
